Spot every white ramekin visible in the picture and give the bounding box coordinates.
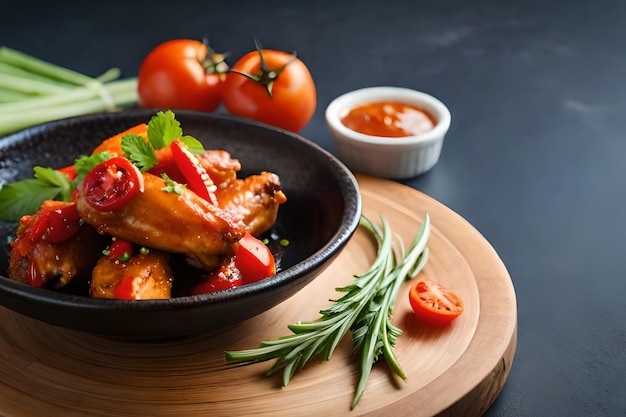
[325,86,451,179]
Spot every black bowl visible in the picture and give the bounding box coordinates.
[0,109,362,339]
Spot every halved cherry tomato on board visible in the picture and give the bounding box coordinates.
[137,39,228,112]
[408,277,464,326]
[235,232,276,284]
[222,44,316,133]
[170,140,218,205]
[82,156,144,211]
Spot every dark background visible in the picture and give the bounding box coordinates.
[2,0,626,415]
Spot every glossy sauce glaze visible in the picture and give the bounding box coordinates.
[341,101,436,137]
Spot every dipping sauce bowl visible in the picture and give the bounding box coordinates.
[325,86,451,179]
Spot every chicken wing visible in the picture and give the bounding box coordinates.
[76,172,244,270]
[90,250,173,300]
[215,171,287,237]
[8,202,104,287]
[198,149,242,188]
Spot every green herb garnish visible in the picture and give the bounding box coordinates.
[74,151,112,180]
[225,214,431,409]
[121,134,158,172]
[160,172,185,194]
[0,167,73,221]
[121,110,205,172]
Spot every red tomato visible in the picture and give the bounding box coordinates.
[114,276,141,300]
[222,46,316,132]
[106,239,133,261]
[191,259,243,294]
[235,232,276,284]
[82,156,144,211]
[170,140,218,205]
[408,277,464,326]
[137,39,228,112]
[26,201,81,244]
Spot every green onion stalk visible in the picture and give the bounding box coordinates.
[0,46,137,136]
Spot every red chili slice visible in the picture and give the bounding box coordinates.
[82,156,144,211]
[170,140,218,205]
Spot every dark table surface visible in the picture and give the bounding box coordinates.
[2,0,626,416]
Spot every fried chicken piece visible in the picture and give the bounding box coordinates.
[215,171,287,237]
[8,201,104,287]
[76,172,244,270]
[90,250,173,300]
[198,149,242,188]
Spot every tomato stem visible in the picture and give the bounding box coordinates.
[229,39,297,98]
[200,38,229,74]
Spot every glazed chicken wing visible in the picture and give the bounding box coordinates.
[199,149,242,188]
[90,250,173,300]
[8,201,104,287]
[215,171,287,237]
[76,172,244,270]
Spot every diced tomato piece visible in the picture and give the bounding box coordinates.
[191,258,243,294]
[234,232,276,284]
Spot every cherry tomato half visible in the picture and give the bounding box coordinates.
[408,277,464,326]
[222,46,316,132]
[234,232,276,284]
[138,39,228,112]
[82,156,144,211]
[170,140,218,205]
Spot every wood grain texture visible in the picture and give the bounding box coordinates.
[0,175,516,416]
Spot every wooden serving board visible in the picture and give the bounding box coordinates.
[0,175,517,417]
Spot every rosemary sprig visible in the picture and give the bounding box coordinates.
[224,214,431,408]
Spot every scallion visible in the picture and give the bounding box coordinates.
[0,46,138,136]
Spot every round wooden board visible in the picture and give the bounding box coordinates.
[0,175,517,417]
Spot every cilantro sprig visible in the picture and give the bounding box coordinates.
[122,110,204,172]
[225,214,431,409]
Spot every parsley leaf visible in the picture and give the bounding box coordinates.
[146,110,205,154]
[147,110,183,149]
[180,135,205,155]
[0,167,74,221]
[121,134,158,172]
[160,173,185,194]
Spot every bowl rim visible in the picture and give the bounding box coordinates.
[0,109,363,315]
[325,86,451,146]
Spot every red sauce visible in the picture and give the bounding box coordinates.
[341,101,436,138]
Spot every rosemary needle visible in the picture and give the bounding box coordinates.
[224,214,431,408]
